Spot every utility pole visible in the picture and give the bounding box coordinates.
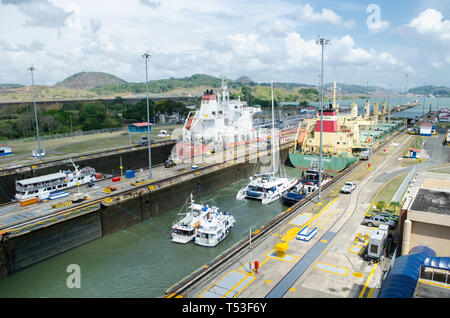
[316,36,330,204]
[422,81,426,119]
[69,115,73,138]
[29,66,41,161]
[143,51,152,180]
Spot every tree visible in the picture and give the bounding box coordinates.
[376,201,387,212]
[122,99,156,122]
[389,201,401,213]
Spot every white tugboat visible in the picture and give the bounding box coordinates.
[194,210,236,247]
[236,81,298,204]
[14,159,96,201]
[171,194,213,244]
[175,78,262,159]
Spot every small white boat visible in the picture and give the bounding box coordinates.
[171,194,212,244]
[236,173,299,204]
[194,210,235,247]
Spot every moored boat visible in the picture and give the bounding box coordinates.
[14,160,96,201]
[171,194,213,244]
[194,210,235,247]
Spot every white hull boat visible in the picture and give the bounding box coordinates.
[194,210,235,247]
[171,194,214,244]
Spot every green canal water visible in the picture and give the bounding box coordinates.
[0,167,306,298]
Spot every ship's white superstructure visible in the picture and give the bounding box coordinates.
[182,79,261,146]
[14,161,96,201]
[194,210,235,247]
[171,195,213,244]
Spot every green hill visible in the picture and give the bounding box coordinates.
[55,72,127,90]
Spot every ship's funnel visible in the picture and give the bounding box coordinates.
[364,100,371,119]
[351,102,358,118]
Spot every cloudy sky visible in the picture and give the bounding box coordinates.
[0,0,449,89]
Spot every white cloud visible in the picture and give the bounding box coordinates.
[298,3,355,28]
[408,8,450,40]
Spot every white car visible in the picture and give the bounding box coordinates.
[341,182,356,193]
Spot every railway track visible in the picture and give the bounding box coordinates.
[164,129,405,298]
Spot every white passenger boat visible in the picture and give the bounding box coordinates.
[171,194,213,244]
[236,81,298,204]
[236,173,299,204]
[13,160,96,201]
[194,210,235,247]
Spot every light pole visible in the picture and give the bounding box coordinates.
[69,115,73,138]
[29,66,41,161]
[143,51,152,180]
[316,37,329,204]
[422,81,426,119]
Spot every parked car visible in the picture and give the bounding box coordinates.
[366,211,399,222]
[362,215,396,229]
[341,182,356,193]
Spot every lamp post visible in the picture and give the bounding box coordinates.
[143,51,152,180]
[29,66,41,161]
[316,37,329,204]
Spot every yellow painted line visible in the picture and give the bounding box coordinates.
[353,272,364,278]
[418,279,450,289]
[271,233,283,237]
[265,251,298,263]
[232,275,256,298]
[222,273,250,298]
[199,270,234,298]
[359,263,379,298]
[304,198,337,228]
[314,262,349,276]
[367,287,375,298]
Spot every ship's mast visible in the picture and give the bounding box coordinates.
[271,80,276,174]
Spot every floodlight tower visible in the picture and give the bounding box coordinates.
[316,36,330,204]
[29,66,42,161]
[143,51,152,180]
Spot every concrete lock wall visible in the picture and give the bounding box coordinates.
[3,212,102,274]
[0,143,174,203]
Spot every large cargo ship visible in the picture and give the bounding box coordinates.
[174,79,262,159]
[289,82,403,172]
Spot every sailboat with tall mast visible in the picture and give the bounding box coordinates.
[236,81,298,204]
